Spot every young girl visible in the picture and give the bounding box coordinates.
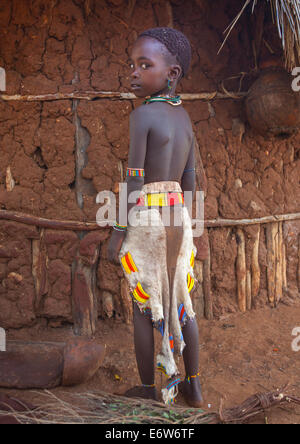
[108,27,203,407]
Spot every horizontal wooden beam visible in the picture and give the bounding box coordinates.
[204,212,300,228]
[0,90,247,103]
[0,209,299,231]
[0,209,100,231]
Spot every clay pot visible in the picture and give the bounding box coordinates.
[245,67,300,139]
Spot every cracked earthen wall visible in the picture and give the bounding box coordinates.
[0,0,299,329]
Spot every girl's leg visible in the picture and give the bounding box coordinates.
[132,302,157,399]
[165,207,203,405]
[181,318,204,406]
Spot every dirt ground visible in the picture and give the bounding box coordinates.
[2,301,300,424]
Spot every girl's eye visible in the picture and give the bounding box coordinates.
[128,62,150,70]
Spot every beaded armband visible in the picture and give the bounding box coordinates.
[183,168,196,173]
[126,167,145,177]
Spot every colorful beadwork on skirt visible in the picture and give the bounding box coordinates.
[157,319,165,337]
[178,303,187,325]
[187,273,195,292]
[136,192,184,207]
[166,377,181,392]
[190,250,195,268]
[169,335,174,353]
[157,362,168,376]
[126,167,145,177]
[161,377,181,405]
[121,252,138,274]
[132,282,150,304]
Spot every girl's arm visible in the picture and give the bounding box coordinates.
[120,106,150,225]
[181,134,196,200]
[108,106,150,264]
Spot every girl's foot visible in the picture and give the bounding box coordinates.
[124,385,158,401]
[179,375,204,408]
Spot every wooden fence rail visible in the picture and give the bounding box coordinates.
[0,91,247,102]
[1,209,300,230]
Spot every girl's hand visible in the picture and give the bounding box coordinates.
[107,229,127,264]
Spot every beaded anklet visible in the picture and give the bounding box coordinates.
[142,383,155,388]
[186,372,200,383]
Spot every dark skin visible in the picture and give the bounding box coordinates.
[107,37,203,406]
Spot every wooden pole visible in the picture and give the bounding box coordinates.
[282,242,287,291]
[193,259,205,318]
[236,228,247,312]
[5,166,15,191]
[120,278,133,324]
[275,221,283,305]
[298,234,300,293]
[72,250,100,337]
[203,238,213,320]
[246,270,252,311]
[266,223,277,307]
[194,137,208,197]
[32,228,49,312]
[251,225,261,304]
[166,0,174,28]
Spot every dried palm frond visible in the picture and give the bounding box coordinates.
[219,0,300,70]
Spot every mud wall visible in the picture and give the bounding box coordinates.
[0,0,299,328]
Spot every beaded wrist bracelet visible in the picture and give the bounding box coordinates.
[113,222,127,232]
[183,168,196,173]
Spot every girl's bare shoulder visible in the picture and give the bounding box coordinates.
[129,105,156,129]
[130,103,193,132]
[130,104,154,118]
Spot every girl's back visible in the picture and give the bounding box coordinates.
[130,102,194,184]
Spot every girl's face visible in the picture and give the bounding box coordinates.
[128,37,176,97]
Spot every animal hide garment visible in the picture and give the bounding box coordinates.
[119,182,197,401]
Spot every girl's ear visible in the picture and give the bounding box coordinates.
[169,64,182,82]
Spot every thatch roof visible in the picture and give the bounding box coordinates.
[220,0,300,70]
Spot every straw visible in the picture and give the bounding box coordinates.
[219,0,300,70]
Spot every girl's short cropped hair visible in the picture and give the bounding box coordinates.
[138,27,192,78]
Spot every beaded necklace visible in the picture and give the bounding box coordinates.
[143,95,182,106]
